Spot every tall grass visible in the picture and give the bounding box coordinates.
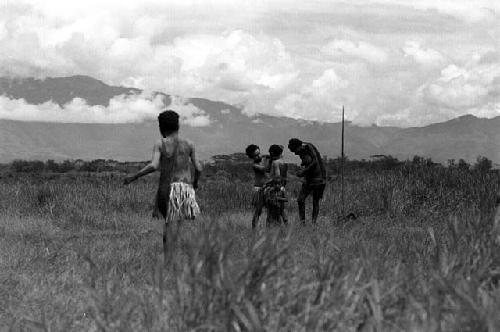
[0,167,499,331]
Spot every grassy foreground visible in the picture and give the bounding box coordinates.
[1,168,499,331]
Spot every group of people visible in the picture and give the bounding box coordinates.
[245,138,327,227]
[124,109,328,230]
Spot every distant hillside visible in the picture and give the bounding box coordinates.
[0,76,499,163]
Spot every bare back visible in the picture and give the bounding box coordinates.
[270,158,288,186]
[253,158,269,187]
[151,133,201,220]
[158,136,196,185]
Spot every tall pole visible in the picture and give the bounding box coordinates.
[341,106,345,219]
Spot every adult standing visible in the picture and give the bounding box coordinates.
[288,138,327,224]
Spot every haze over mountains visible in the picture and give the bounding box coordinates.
[0,76,498,164]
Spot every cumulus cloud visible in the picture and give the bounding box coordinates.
[0,2,298,102]
[375,52,500,126]
[403,41,445,66]
[168,96,212,127]
[422,57,500,111]
[0,93,161,123]
[275,69,350,121]
[0,93,212,125]
[164,30,298,97]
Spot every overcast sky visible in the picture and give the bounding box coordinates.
[0,0,499,126]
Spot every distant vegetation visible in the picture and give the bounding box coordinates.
[3,158,149,174]
[0,153,495,179]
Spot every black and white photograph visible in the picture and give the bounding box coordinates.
[1,0,499,330]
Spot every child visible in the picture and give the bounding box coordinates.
[124,110,202,264]
[265,144,288,225]
[245,144,270,228]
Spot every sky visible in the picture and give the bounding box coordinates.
[0,0,499,126]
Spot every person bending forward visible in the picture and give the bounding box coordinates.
[288,138,326,224]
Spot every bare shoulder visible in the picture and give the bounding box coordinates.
[180,138,195,150]
[274,159,285,169]
[154,139,163,149]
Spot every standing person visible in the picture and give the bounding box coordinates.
[288,138,327,225]
[124,110,202,262]
[245,144,270,229]
[266,144,288,225]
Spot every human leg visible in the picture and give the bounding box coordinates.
[297,184,310,224]
[155,191,169,266]
[163,221,169,267]
[311,183,326,224]
[252,208,262,229]
[312,198,320,224]
[281,206,288,225]
[279,189,288,225]
[251,187,263,229]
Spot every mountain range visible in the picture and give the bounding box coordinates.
[0,75,499,164]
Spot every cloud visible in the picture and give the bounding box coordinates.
[168,96,212,127]
[375,52,500,126]
[0,0,499,127]
[422,57,500,111]
[164,30,298,96]
[322,39,388,64]
[391,0,500,23]
[403,41,445,66]
[0,1,298,97]
[274,69,350,121]
[0,93,212,125]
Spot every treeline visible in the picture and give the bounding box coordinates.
[201,154,496,182]
[324,155,494,173]
[5,159,148,173]
[0,154,495,177]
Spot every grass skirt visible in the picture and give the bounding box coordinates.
[165,182,200,222]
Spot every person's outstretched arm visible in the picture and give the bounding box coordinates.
[190,143,202,189]
[302,146,319,171]
[297,154,314,177]
[124,141,161,184]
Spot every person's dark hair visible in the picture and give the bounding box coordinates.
[288,138,302,151]
[269,144,283,157]
[158,110,180,136]
[245,144,259,158]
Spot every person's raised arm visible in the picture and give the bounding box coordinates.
[253,156,270,173]
[124,141,161,185]
[190,142,202,189]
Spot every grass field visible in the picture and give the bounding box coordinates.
[1,166,499,331]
